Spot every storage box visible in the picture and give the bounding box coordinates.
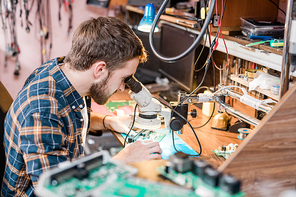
[240,17,284,38]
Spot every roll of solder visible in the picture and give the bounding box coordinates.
[237,128,252,140]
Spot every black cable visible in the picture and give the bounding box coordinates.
[193,106,215,129]
[149,0,216,62]
[0,0,8,67]
[160,21,219,155]
[193,30,208,72]
[154,97,202,156]
[189,0,227,129]
[24,0,34,33]
[58,0,62,24]
[123,104,138,148]
[269,0,286,16]
[175,27,214,110]
[19,0,23,27]
[220,0,227,21]
[67,0,73,36]
[192,89,215,129]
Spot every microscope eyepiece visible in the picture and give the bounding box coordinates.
[124,75,142,93]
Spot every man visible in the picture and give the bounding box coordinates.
[1,17,162,196]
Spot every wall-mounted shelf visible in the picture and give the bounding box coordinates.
[157,21,293,77]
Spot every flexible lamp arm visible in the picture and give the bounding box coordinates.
[149,0,216,63]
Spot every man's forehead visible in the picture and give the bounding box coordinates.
[116,58,139,75]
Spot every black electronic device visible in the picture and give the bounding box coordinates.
[86,0,110,8]
[159,23,209,93]
[127,0,190,9]
[133,29,161,84]
[158,152,245,196]
[128,0,170,8]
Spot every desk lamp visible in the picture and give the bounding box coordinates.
[138,4,159,33]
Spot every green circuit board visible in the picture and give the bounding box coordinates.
[158,166,245,197]
[47,162,135,196]
[45,160,198,197]
[105,100,136,112]
[121,129,167,143]
[133,129,167,142]
[100,177,198,197]
[38,150,245,197]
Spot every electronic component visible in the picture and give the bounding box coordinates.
[158,153,245,196]
[202,167,221,187]
[36,151,136,196]
[169,152,192,173]
[192,159,211,178]
[219,174,242,195]
[36,151,199,197]
[213,143,239,159]
[121,129,167,144]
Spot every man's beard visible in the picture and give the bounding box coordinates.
[89,75,113,105]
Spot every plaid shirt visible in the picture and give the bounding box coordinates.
[1,57,91,197]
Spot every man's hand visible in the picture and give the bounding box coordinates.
[104,115,132,134]
[112,140,162,164]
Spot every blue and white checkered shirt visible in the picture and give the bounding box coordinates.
[1,57,91,196]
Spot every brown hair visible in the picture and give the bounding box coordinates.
[64,17,147,72]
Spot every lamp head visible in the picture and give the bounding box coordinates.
[138,3,159,33]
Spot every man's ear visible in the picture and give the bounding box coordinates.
[92,61,108,79]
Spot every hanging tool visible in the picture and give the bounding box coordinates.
[0,0,9,67]
[24,0,34,33]
[58,0,62,25]
[2,0,21,74]
[36,0,53,64]
[64,0,73,36]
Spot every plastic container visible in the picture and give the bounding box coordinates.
[271,85,280,95]
[240,17,284,38]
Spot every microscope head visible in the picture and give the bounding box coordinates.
[124,75,163,129]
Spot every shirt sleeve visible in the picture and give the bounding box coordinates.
[19,112,69,187]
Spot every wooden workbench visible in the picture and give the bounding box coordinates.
[103,85,296,196]
[107,89,242,168]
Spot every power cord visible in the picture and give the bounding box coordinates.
[123,103,138,148]
[154,97,202,157]
[269,0,286,16]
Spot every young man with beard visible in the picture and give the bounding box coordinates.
[1,17,162,196]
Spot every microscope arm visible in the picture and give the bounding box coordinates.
[214,96,260,126]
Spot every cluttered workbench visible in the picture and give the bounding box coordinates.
[108,89,243,168]
[91,88,242,168]
[36,84,296,197]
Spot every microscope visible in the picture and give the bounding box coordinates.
[124,75,198,133]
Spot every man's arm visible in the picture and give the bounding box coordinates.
[19,112,69,188]
[90,112,132,134]
[90,113,163,164]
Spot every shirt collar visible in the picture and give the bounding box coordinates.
[49,57,85,111]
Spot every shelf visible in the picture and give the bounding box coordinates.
[126,5,296,77]
[229,74,280,101]
[159,22,291,77]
